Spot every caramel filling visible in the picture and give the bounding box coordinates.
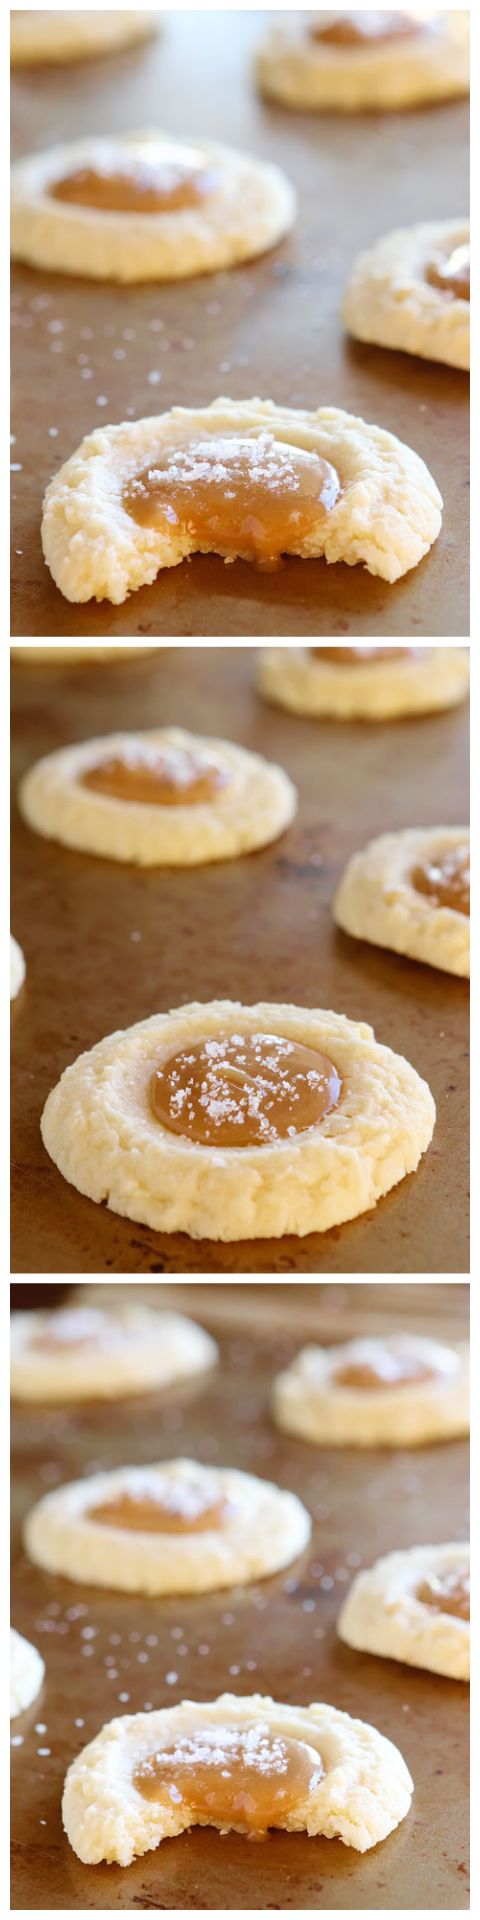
[89,1481,233,1534]
[426,245,470,303]
[411,845,470,916]
[310,11,429,47]
[311,647,418,665]
[334,1349,436,1391]
[150,1031,343,1147]
[29,1308,122,1354]
[134,1725,324,1833]
[50,150,219,215]
[416,1567,470,1622]
[81,743,230,808]
[122,433,340,572]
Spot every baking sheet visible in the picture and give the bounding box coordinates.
[10,644,469,1275]
[11,9,469,638]
[10,1280,469,1911]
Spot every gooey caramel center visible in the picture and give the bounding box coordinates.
[134,1724,324,1833]
[89,1479,233,1534]
[50,150,219,215]
[334,1348,436,1391]
[29,1308,122,1354]
[411,844,470,916]
[416,1567,470,1622]
[150,1031,343,1147]
[310,11,429,48]
[82,744,230,807]
[123,433,340,572]
[426,245,470,303]
[311,647,418,665]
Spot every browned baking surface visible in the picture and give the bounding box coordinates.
[10,1281,469,1910]
[11,10,468,637]
[10,645,469,1274]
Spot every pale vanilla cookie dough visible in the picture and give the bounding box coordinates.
[10,934,26,999]
[273,1334,469,1448]
[10,11,157,65]
[62,1691,413,1863]
[19,727,296,867]
[257,11,469,112]
[11,1305,217,1404]
[40,998,435,1241]
[11,134,296,284]
[24,1458,311,1594]
[257,647,469,722]
[338,1544,470,1681]
[41,398,443,605]
[344,220,470,371]
[10,1628,45,1719]
[334,827,470,977]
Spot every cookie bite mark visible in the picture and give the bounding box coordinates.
[123,434,340,573]
[150,1031,343,1147]
[82,743,230,807]
[411,843,470,916]
[134,1724,323,1833]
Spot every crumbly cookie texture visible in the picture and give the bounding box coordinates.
[10,10,157,64]
[334,828,470,978]
[10,1628,45,1719]
[41,399,442,604]
[10,934,26,1000]
[338,1544,470,1681]
[344,220,470,371]
[11,1306,217,1404]
[19,727,297,867]
[256,12,469,112]
[40,998,435,1241]
[24,1459,311,1595]
[62,1691,413,1863]
[11,646,158,661]
[11,134,296,283]
[273,1335,469,1448]
[257,647,469,722]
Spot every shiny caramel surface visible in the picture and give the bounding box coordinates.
[334,1350,436,1391]
[88,1480,233,1534]
[50,152,219,215]
[310,647,417,665]
[310,11,427,48]
[81,743,229,807]
[150,1031,343,1147]
[122,434,340,572]
[417,1567,470,1622]
[411,844,470,916]
[426,244,470,302]
[133,1725,323,1832]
